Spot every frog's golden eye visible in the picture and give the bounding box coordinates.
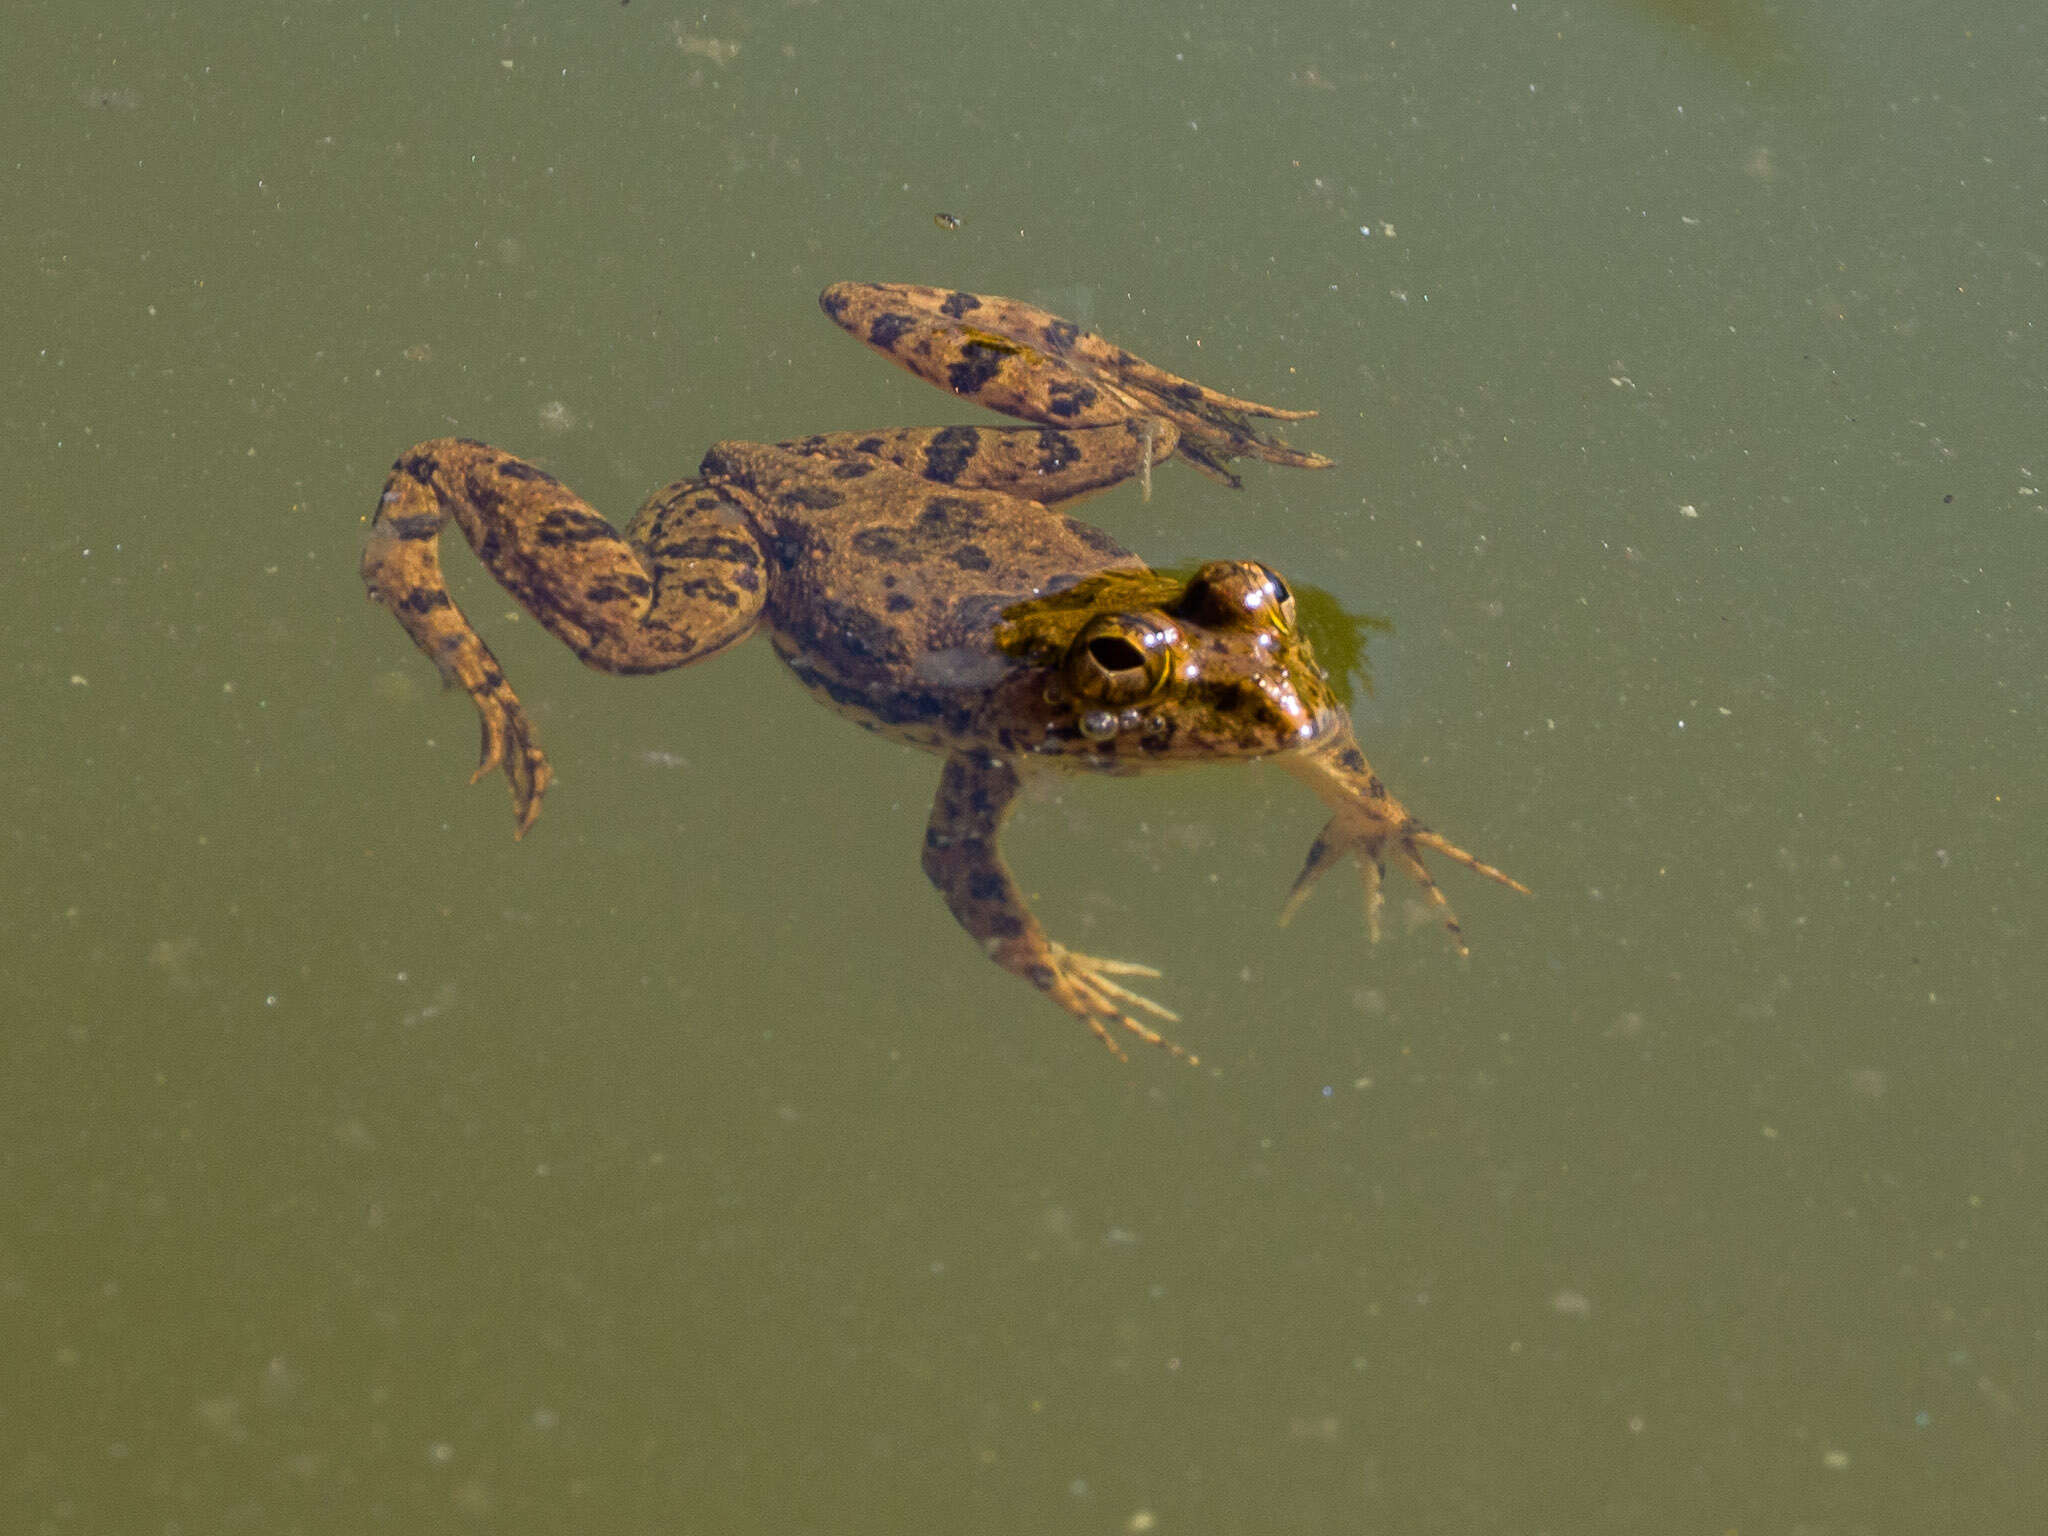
[1063,613,1178,706]
[1178,559,1297,631]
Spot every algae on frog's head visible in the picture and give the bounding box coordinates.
[1289,581,1391,707]
[991,570,1195,665]
[993,566,1387,708]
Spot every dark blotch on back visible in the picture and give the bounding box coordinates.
[847,495,990,565]
[850,527,912,562]
[917,496,986,537]
[920,424,980,485]
[939,290,983,319]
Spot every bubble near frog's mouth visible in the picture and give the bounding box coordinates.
[1300,703,1347,748]
[1028,685,1346,765]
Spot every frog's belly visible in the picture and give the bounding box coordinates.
[768,629,1016,756]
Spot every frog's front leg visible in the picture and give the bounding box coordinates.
[923,754,1192,1062]
[363,438,766,835]
[1277,733,1529,950]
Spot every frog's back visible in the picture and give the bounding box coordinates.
[701,440,1140,740]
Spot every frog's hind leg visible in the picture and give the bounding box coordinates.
[364,438,766,835]
[820,282,1333,491]
[782,419,1181,509]
[923,753,1195,1063]
[1082,341,1334,488]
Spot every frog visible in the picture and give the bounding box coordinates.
[363,281,1527,1061]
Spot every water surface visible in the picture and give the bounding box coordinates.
[4,1,2042,1530]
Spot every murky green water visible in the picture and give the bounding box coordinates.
[6,1,2042,1530]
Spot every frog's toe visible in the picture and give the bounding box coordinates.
[1385,837,1469,956]
[468,696,553,838]
[1044,944,1195,1064]
[1278,817,1380,935]
[1393,829,1530,954]
[1410,829,1532,898]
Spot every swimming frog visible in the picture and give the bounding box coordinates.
[363,282,1526,1061]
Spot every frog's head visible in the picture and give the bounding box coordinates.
[994,560,1345,762]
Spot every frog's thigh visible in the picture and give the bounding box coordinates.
[376,440,764,675]
[786,421,1180,507]
[607,479,768,673]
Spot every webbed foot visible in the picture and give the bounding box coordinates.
[465,681,553,838]
[1280,737,1528,952]
[1278,813,1528,953]
[1041,945,1192,1064]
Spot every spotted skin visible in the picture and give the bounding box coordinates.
[362,283,1522,1058]
[780,419,1178,506]
[819,282,1335,488]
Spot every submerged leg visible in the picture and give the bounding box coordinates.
[922,754,1192,1062]
[820,282,1335,490]
[363,437,765,835]
[1278,732,1529,952]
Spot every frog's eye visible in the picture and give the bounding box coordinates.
[1063,613,1178,707]
[1254,563,1296,622]
[1178,560,1297,631]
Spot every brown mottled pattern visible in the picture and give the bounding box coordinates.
[780,419,1179,507]
[820,281,1336,489]
[363,283,1520,1058]
[698,440,1142,728]
[363,438,767,833]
